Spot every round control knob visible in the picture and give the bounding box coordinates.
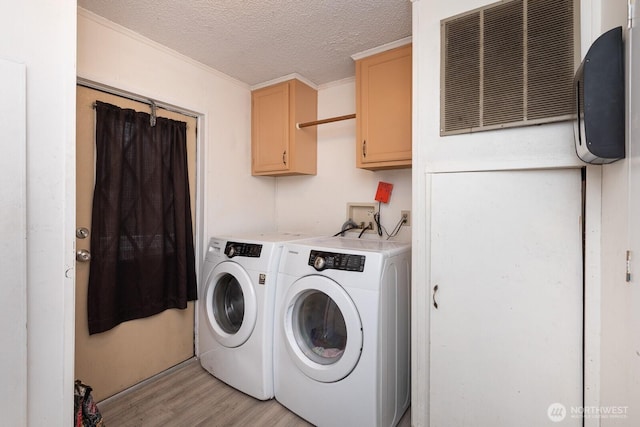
[226,246,236,258]
[313,256,326,271]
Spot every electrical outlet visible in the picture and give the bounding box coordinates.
[347,203,377,230]
[401,210,411,226]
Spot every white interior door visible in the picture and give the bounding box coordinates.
[429,169,583,426]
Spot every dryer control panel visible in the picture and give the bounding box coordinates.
[225,241,263,258]
[309,250,366,272]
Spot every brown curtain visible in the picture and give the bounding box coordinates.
[87,101,197,335]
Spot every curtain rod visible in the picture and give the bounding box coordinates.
[296,113,356,129]
[79,78,198,119]
[92,99,158,127]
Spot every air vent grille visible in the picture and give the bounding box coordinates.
[444,13,481,132]
[441,0,577,135]
[527,0,576,120]
[483,0,524,126]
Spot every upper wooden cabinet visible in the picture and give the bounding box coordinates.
[355,44,412,170]
[251,79,317,176]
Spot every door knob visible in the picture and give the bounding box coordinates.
[76,249,91,263]
[76,227,89,239]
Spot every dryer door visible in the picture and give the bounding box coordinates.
[204,261,257,348]
[282,275,363,383]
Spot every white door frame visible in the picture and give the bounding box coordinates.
[0,58,28,427]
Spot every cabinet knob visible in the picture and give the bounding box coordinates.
[282,150,287,165]
[362,140,367,158]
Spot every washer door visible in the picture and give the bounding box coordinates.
[282,275,362,383]
[204,261,257,348]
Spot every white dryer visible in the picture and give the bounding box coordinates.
[274,237,411,427]
[198,232,311,400]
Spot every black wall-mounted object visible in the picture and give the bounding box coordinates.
[574,26,625,164]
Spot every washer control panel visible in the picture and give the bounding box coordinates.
[309,250,366,272]
[225,241,263,258]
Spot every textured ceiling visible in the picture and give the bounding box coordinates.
[77,0,412,87]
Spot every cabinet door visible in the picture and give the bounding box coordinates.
[357,45,412,169]
[429,169,583,426]
[252,83,290,174]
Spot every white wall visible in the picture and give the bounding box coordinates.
[0,1,77,425]
[275,79,412,240]
[77,8,276,252]
[411,0,616,425]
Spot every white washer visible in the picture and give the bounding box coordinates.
[198,232,311,400]
[274,237,411,426]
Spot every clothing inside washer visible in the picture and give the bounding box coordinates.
[294,290,347,364]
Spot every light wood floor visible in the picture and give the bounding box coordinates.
[98,358,411,426]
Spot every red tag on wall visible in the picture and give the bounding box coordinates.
[375,181,393,203]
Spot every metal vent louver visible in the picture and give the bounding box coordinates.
[441,0,577,135]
